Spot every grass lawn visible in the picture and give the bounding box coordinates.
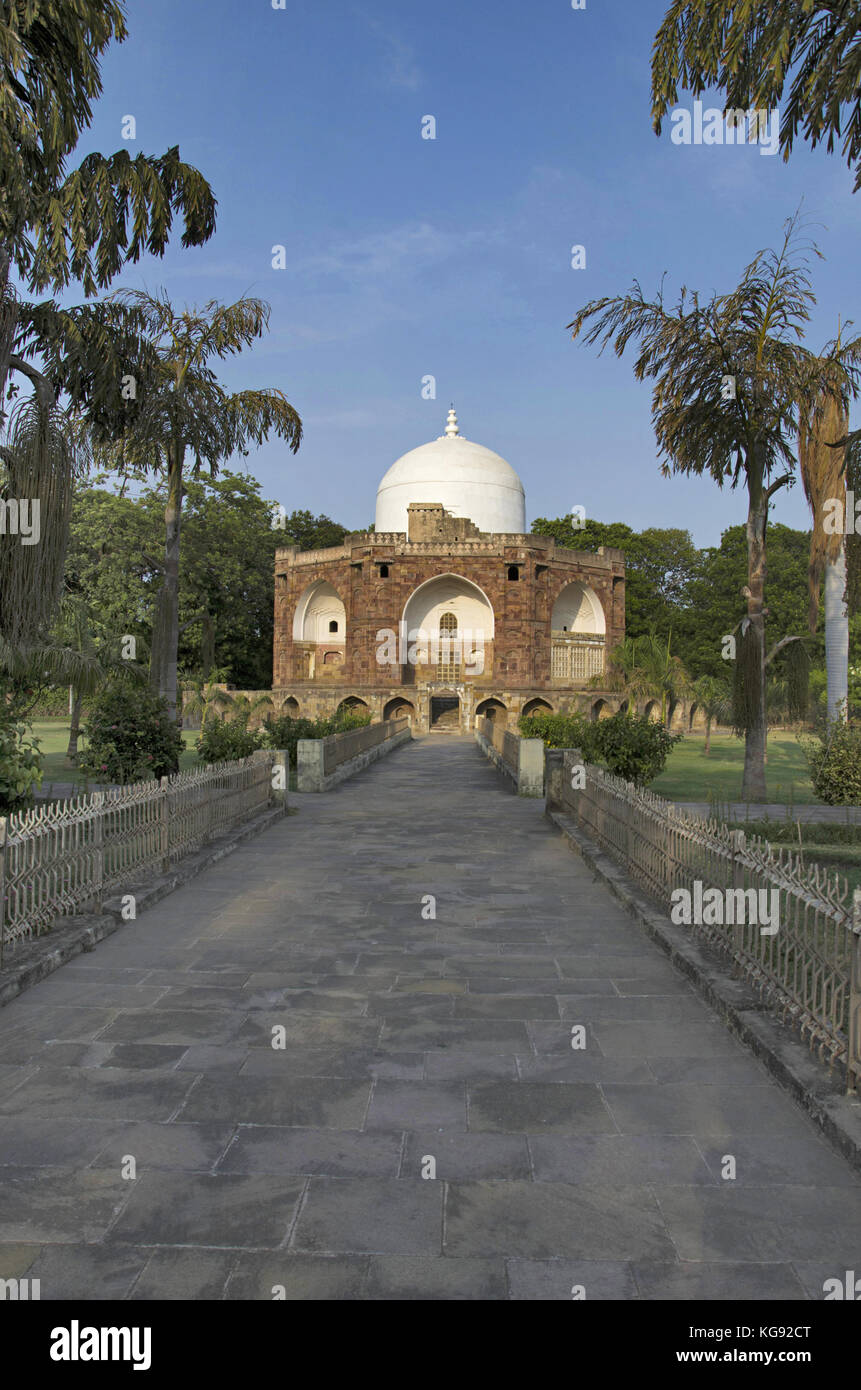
[31,718,199,793]
[651,729,818,806]
[29,718,298,796]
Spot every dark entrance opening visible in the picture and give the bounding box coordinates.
[430,695,460,732]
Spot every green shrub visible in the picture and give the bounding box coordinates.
[592,712,681,787]
[518,711,597,757]
[334,708,372,732]
[196,716,263,764]
[263,715,330,768]
[802,723,861,805]
[0,703,42,813]
[263,709,372,767]
[79,680,182,783]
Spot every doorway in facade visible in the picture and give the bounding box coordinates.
[430,695,460,732]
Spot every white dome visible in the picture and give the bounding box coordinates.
[375,410,526,535]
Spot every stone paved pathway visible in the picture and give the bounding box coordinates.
[0,735,859,1301]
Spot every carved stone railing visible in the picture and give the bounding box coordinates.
[298,718,411,791]
[475,716,544,797]
[551,634,605,681]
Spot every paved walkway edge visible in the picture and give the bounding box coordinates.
[0,803,286,1008]
[474,728,517,790]
[547,806,861,1170]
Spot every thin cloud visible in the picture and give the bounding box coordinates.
[358,10,422,91]
[289,221,478,282]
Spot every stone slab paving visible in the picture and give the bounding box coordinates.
[0,733,859,1301]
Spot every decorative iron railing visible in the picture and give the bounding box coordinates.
[558,751,861,1092]
[0,750,282,962]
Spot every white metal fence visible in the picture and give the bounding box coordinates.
[558,751,861,1093]
[0,750,283,962]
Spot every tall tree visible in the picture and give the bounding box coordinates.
[798,379,851,721]
[0,0,215,656]
[84,290,302,715]
[530,516,699,639]
[651,1,861,190]
[278,509,348,551]
[568,217,860,800]
[680,523,813,680]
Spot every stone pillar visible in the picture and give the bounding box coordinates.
[544,749,565,810]
[272,750,289,812]
[297,740,325,792]
[517,738,545,797]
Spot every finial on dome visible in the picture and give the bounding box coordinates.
[445,405,459,437]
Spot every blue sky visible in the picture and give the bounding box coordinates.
[76,0,860,545]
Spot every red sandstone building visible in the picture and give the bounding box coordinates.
[272,409,625,733]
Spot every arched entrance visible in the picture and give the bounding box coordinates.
[551,580,607,682]
[476,697,507,726]
[384,698,416,725]
[402,574,494,682]
[522,697,553,719]
[336,696,370,723]
[430,692,460,733]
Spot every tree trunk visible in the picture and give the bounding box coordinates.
[704,717,712,755]
[825,548,849,722]
[741,487,768,802]
[66,689,83,761]
[150,441,184,719]
[201,612,216,678]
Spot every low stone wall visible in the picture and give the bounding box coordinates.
[475,717,545,797]
[297,719,411,792]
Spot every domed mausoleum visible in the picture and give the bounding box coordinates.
[272,409,626,732]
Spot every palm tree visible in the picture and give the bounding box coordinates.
[651,1,861,190]
[596,637,655,711]
[228,691,275,729]
[52,594,146,761]
[181,669,237,730]
[569,215,861,800]
[798,378,850,723]
[0,1,216,654]
[598,633,691,723]
[83,290,302,718]
[0,394,87,653]
[692,675,732,755]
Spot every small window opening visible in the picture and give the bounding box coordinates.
[379,564,389,578]
[507,565,519,581]
[328,620,338,633]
